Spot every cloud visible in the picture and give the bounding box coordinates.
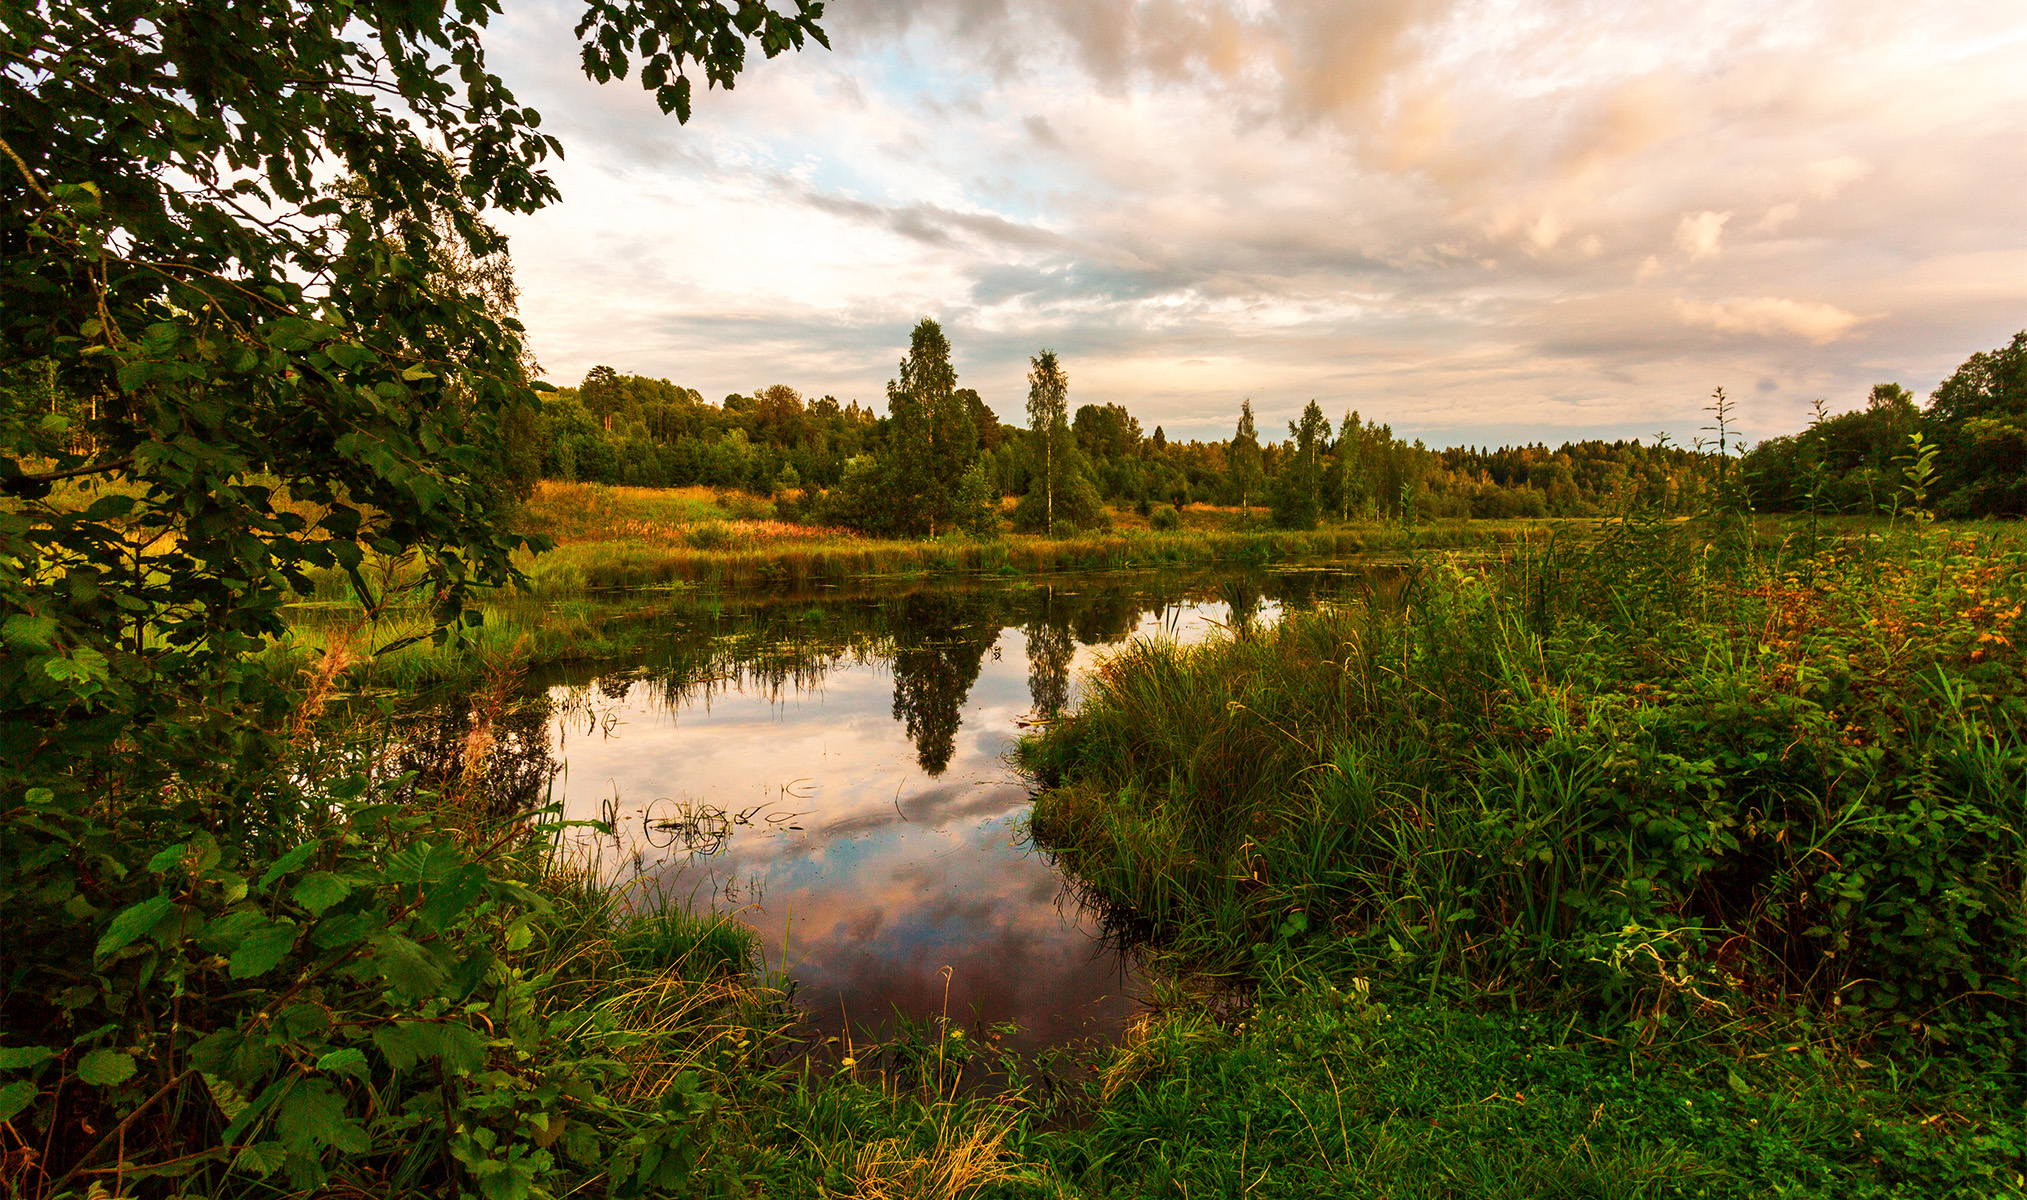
[1674,296,1864,344]
[483,0,2027,445]
[1673,211,1732,260]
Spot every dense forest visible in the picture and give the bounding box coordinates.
[518,323,2027,533]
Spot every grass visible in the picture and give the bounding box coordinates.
[503,480,1549,593]
[230,506,2025,1197]
[1006,513,2027,1196]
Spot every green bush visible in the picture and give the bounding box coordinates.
[1149,504,1179,531]
[0,770,738,1197]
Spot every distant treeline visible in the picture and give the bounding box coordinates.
[1743,330,2026,519]
[527,321,1726,534]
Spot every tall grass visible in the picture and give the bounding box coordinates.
[1023,519,2027,1046]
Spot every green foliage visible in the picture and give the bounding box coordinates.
[0,769,740,1196]
[1227,400,1265,512]
[955,461,1002,539]
[1024,350,1072,536]
[884,318,977,537]
[1749,332,2027,519]
[1,1,828,1193]
[1011,471,1108,535]
[1026,524,2027,1051]
[1269,401,1329,530]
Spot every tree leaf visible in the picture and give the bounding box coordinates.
[315,1047,370,1081]
[258,840,323,888]
[0,1081,36,1123]
[228,918,299,979]
[96,895,172,958]
[76,1048,137,1086]
[0,1046,55,1070]
[367,932,446,1000]
[291,871,353,915]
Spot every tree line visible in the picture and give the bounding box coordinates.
[1743,331,2027,519]
[527,320,1729,534]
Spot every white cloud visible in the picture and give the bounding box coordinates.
[484,0,2027,445]
[1674,296,1864,344]
[1755,202,1802,233]
[1673,211,1732,260]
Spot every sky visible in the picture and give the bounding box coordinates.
[486,0,2027,447]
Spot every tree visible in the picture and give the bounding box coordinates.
[1272,399,1329,529]
[1229,399,1264,515]
[1927,331,2027,517]
[1025,349,1072,534]
[1,0,828,788]
[882,318,974,536]
[1,4,828,1187]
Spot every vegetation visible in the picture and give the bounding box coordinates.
[1017,511,2026,1195]
[517,358,1730,535]
[1746,332,2027,519]
[0,1,840,1195]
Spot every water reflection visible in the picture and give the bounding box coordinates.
[402,564,1399,1051]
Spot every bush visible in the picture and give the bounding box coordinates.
[687,521,733,550]
[1011,473,1108,534]
[0,766,742,1197]
[1149,504,1179,531]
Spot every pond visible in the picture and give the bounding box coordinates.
[393,562,1401,1053]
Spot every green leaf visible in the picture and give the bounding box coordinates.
[291,871,353,915]
[367,932,446,1000]
[258,840,322,888]
[204,1072,249,1122]
[76,1048,137,1087]
[315,1047,370,1081]
[229,918,299,979]
[234,1140,287,1177]
[97,895,172,958]
[0,1046,55,1070]
[146,842,192,875]
[0,1081,36,1124]
[1,614,58,650]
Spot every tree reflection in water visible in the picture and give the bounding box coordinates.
[885,592,1002,774]
[387,563,1409,1053]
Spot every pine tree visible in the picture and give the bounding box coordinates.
[886,318,975,535]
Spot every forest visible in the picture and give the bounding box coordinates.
[508,322,2024,533]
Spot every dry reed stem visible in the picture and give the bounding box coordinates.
[846,1102,1022,1200]
[289,626,360,745]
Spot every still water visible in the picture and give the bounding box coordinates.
[404,566,1390,1050]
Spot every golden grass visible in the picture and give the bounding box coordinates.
[843,1103,1025,1200]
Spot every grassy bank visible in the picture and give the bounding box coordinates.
[1013,515,2027,1196]
[505,480,1548,593]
